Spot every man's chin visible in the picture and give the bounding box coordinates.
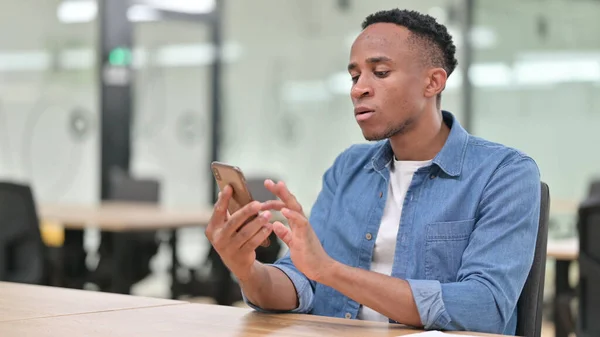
[362,131,387,142]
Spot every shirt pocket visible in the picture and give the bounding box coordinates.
[424,219,475,283]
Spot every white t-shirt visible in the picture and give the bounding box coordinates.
[358,157,432,322]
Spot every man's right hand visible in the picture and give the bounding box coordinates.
[205,185,274,282]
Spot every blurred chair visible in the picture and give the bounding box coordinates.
[552,179,600,337]
[576,185,600,337]
[0,182,46,284]
[245,178,283,264]
[516,182,550,337]
[91,170,161,292]
[587,179,600,197]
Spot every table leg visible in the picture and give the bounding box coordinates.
[554,259,573,337]
[61,229,87,289]
[170,229,181,299]
[111,232,134,294]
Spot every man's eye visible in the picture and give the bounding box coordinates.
[374,71,390,78]
[351,75,359,84]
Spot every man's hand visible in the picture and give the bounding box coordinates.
[205,185,274,282]
[261,180,336,282]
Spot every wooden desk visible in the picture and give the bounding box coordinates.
[547,238,579,261]
[39,202,213,231]
[0,302,502,337]
[0,282,183,323]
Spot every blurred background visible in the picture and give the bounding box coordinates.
[0,0,598,336]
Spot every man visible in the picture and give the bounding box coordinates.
[205,8,540,335]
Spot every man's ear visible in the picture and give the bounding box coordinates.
[424,68,448,99]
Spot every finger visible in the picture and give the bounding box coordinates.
[273,221,292,246]
[281,208,308,230]
[207,185,232,233]
[260,200,286,211]
[264,179,303,213]
[275,181,303,213]
[264,179,280,198]
[223,201,262,235]
[240,223,274,254]
[232,211,272,248]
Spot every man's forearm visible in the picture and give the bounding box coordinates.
[319,261,422,326]
[239,261,298,311]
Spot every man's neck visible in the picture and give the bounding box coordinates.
[389,110,450,161]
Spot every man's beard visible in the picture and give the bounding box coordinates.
[364,117,416,141]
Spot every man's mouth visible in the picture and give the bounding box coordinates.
[354,107,375,121]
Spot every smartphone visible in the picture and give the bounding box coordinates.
[211,161,270,247]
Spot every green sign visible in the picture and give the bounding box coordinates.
[108,47,132,66]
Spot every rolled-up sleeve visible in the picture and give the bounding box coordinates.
[242,254,314,313]
[408,156,541,334]
[406,279,451,329]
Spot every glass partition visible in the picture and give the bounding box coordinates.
[0,0,99,205]
[472,0,600,239]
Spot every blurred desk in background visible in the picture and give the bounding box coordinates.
[547,238,578,261]
[39,202,213,231]
[550,199,580,215]
[38,202,214,297]
[547,238,579,337]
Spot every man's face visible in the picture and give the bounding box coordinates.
[348,23,428,141]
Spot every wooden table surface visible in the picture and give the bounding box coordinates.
[546,238,579,260]
[39,202,214,231]
[0,282,184,322]
[0,301,503,337]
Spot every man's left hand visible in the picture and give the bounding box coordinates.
[261,180,336,282]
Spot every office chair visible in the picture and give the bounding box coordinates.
[576,188,600,337]
[91,171,161,292]
[516,182,550,337]
[0,182,46,284]
[552,179,600,336]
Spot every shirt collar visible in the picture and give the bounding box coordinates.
[368,111,469,177]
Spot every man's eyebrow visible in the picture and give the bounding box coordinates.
[347,56,393,71]
[367,56,393,64]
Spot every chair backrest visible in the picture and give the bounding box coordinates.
[245,177,278,203]
[576,187,600,337]
[588,180,600,197]
[0,181,46,284]
[108,170,160,203]
[516,182,550,337]
[243,177,282,263]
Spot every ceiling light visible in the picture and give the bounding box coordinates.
[146,0,215,14]
[128,4,161,22]
[57,0,97,23]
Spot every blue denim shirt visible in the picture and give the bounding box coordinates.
[245,111,541,335]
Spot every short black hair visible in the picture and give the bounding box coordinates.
[361,9,458,77]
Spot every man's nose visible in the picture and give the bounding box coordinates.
[351,78,373,99]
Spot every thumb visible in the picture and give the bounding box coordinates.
[273,221,292,246]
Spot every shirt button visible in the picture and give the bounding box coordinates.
[379,191,383,198]
[430,174,436,179]
[345,312,352,319]
[365,233,373,240]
